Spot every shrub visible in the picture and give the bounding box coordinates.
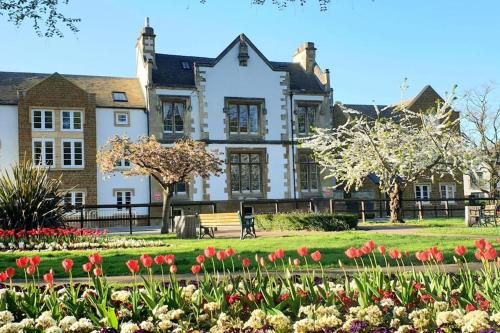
[0,160,67,230]
[255,212,358,231]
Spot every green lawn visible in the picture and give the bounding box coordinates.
[1,221,497,278]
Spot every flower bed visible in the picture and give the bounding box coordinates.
[0,240,499,332]
[0,228,168,252]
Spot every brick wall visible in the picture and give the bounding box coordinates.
[17,73,98,204]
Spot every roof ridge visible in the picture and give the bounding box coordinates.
[0,70,137,80]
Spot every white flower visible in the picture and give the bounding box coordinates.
[380,298,395,308]
[0,310,14,324]
[0,323,23,333]
[46,326,63,333]
[140,320,155,332]
[409,308,431,330]
[59,316,77,331]
[461,310,490,333]
[69,318,94,332]
[491,312,500,325]
[111,290,131,303]
[36,311,57,329]
[120,322,139,333]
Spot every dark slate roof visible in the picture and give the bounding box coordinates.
[0,71,146,108]
[152,54,326,94]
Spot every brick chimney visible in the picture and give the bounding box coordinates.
[292,42,316,73]
[136,17,156,67]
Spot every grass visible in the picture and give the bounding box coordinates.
[1,220,498,278]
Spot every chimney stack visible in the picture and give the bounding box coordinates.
[292,42,316,73]
[137,17,156,67]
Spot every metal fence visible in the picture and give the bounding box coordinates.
[56,197,495,234]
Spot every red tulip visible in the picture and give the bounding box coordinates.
[196,255,205,264]
[378,245,386,254]
[30,256,41,266]
[429,246,439,256]
[242,258,250,268]
[61,258,74,273]
[126,260,140,274]
[225,247,235,257]
[465,304,476,312]
[475,250,484,261]
[388,249,401,260]
[415,251,430,262]
[434,252,444,262]
[297,247,308,257]
[170,264,177,274]
[140,254,154,268]
[16,257,29,269]
[204,246,216,258]
[361,245,372,255]
[93,267,103,277]
[364,240,375,252]
[26,265,36,276]
[345,247,358,259]
[5,267,15,278]
[164,254,175,265]
[275,248,285,259]
[293,258,300,266]
[154,255,165,265]
[484,247,497,261]
[191,265,201,274]
[0,272,7,282]
[43,270,54,286]
[89,253,103,265]
[216,251,226,261]
[475,239,486,250]
[455,245,466,257]
[82,262,93,273]
[311,251,321,262]
[268,253,277,263]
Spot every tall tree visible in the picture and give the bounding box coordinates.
[0,0,79,37]
[462,84,500,197]
[97,136,222,234]
[302,86,466,223]
[200,0,331,11]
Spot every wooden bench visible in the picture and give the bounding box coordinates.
[198,211,256,239]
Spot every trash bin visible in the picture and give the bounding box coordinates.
[174,215,199,239]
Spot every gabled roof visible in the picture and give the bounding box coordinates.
[152,34,327,94]
[0,71,146,108]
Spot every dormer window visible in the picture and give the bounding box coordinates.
[112,92,128,102]
[181,61,191,70]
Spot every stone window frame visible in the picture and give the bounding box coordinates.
[294,101,321,137]
[159,96,191,138]
[114,110,130,127]
[296,149,321,195]
[32,138,55,167]
[60,110,84,132]
[32,109,55,131]
[60,138,85,169]
[414,183,431,205]
[226,148,268,200]
[224,97,267,140]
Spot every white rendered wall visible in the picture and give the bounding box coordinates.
[201,44,287,141]
[96,107,149,214]
[0,105,19,172]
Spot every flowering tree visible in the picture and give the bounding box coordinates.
[461,84,500,197]
[302,87,467,223]
[97,136,222,233]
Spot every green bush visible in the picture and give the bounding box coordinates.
[255,212,358,231]
[0,160,67,230]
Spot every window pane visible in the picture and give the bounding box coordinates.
[117,192,123,206]
[34,141,42,164]
[249,105,258,133]
[240,164,250,191]
[240,154,249,163]
[297,107,306,134]
[300,168,308,190]
[64,193,72,206]
[250,154,260,163]
[45,141,54,165]
[74,112,82,129]
[74,142,83,166]
[74,193,84,206]
[62,112,71,129]
[250,164,260,191]
[176,181,186,193]
[239,105,248,133]
[125,192,131,205]
[44,112,53,129]
[415,186,421,199]
[310,165,319,190]
[163,103,173,132]
[230,154,239,163]
[307,106,316,132]
[229,105,238,133]
[230,165,240,192]
[174,103,184,132]
[33,111,42,129]
[63,142,72,166]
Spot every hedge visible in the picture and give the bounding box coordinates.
[255,212,358,231]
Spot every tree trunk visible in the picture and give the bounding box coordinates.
[160,188,172,234]
[389,183,404,223]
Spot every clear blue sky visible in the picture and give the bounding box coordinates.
[1,0,499,104]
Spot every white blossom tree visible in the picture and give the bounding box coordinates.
[97,136,222,233]
[302,86,468,223]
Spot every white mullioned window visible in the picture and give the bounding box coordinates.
[64,191,85,206]
[297,105,317,135]
[32,138,55,166]
[116,190,132,210]
[32,110,54,131]
[115,112,129,126]
[440,183,456,203]
[114,159,131,169]
[162,100,185,134]
[61,110,83,131]
[61,139,84,168]
[415,184,431,203]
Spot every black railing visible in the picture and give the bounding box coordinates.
[56,197,497,234]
